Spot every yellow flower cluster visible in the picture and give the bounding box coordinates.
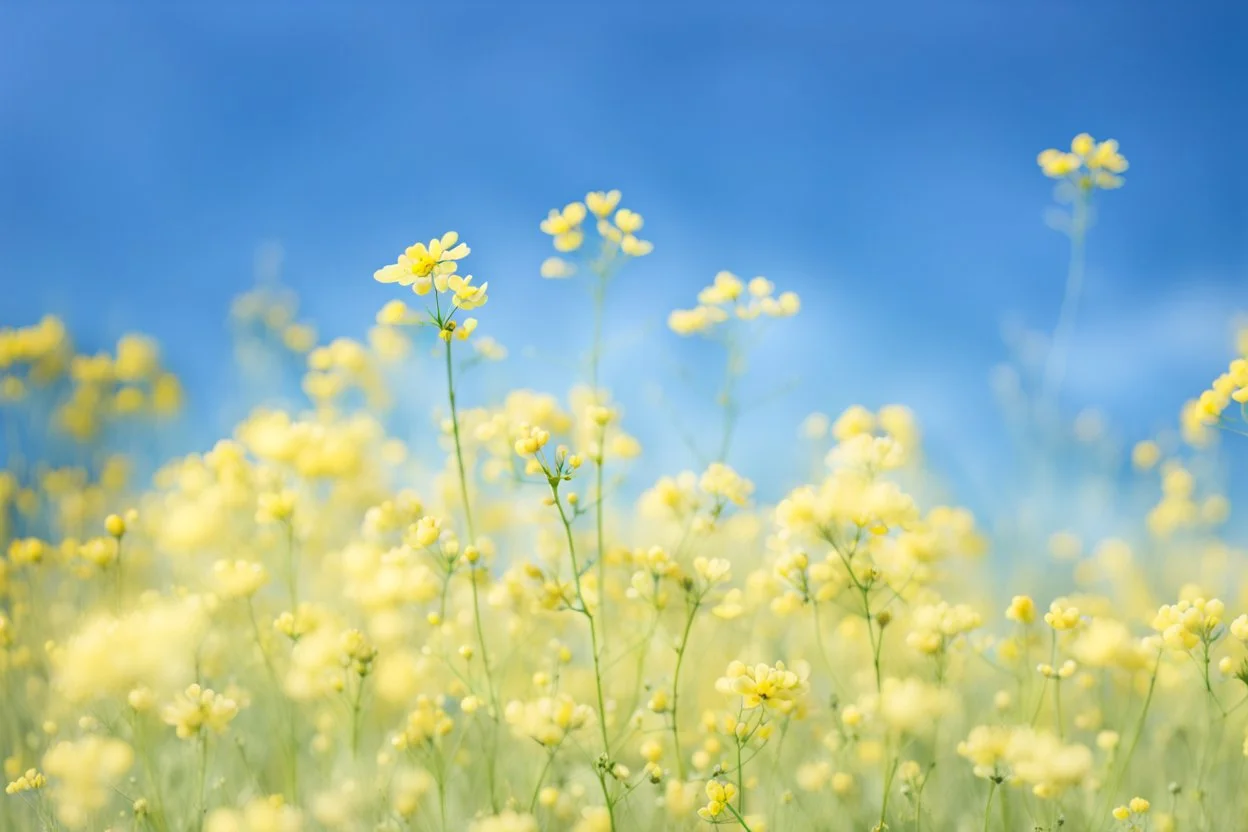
[4,768,45,795]
[540,189,653,269]
[41,736,134,828]
[374,231,485,344]
[1182,330,1248,446]
[162,683,243,739]
[958,725,1092,797]
[205,795,303,832]
[1037,132,1129,190]
[668,271,800,335]
[1,318,183,441]
[696,779,738,821]
[1112,796,1151,825]
[906,602,983,655]
[715,660,809,713]
[7,132,1248,832]
[504,692,595,746]
[1151,597,1224,651]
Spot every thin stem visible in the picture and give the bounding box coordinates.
[589,270,606,393]
[443,337,500,810]
[670,598,700,780]
[1200,641,1228,717]
[247,599,297,799]
[983,780,998,832]
[350,674,365,761]
[283,519,298,613]
[725,800,755,831]
[194,735,209,832]
[113,535,124,611]
[878,745,898,831]
[444,339,476,541]
[717,337,741,463]
[529,749,557,813]
[1054,679,1064,739]
[436,755,448,832]
[594,440,608,652]
[1043,188,1088,402]
[551,484,616,831]
[736,736,746,817]
[1096,652,1161,829]
[588,272,609,651]
[133,715,170,832]
[861,586,883,694]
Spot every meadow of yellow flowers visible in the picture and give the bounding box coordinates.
[2,134,1247,832]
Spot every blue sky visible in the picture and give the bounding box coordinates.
[1,2,1245,518]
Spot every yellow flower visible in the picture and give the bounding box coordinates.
[540,203,587,236]
[42,737,134,829]
[1037,148,1081,178]
[585,189,621,218]
[392,695,454,748]
[613,208,644,234]
[1044,601,1081,630]
[213,559,269,599]
[4,768,46,795]
[699,462,754,507]
[1037,133,1128,188]
[1131,440,1161,470]
[104,513,126,538]
[715,660,809,713]
[1006,595,1036,624]
[504,693,594,746]
[696,779,738,820]
[620,234,654,257]
[375,232,469,284]
[162,684,241,739]
[540,257,576,279]
[376,299,418,326]
[446,274,488,311]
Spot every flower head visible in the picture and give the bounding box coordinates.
[1037,133,1128,189]
[715,659,809,713]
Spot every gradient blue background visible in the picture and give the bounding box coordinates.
[2,2,1245,514]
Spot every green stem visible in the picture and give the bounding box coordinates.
[283,519,298,613]
[113,535,124,611]
[983,780,997,832]
[194,735,208,832]
[436,758,448,831]
[589,272,609,651]
[594,452,608,650]
[134,716,171,832]
[552,485,616,831]
[350,674,365,761]
[528,749,557,813]
[725,800,754,831]
[247,599,297,799]
[1096,652,1161,829]
[1044,187,1088,401]
[1054,679,1063,739]
[670,598,700,779]
[736,736,746,817]
[878,746,898,831]
[811,601,843,696]
[443,337,500,810]
[862,587,883,694]
[717,337,741,463]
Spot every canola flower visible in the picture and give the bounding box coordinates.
[6,137,1248,832]
[1037,132,1129,400]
